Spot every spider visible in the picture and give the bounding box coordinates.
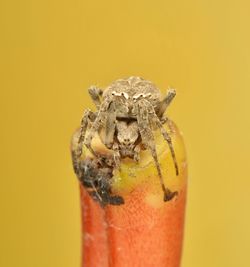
[76,76,179,202]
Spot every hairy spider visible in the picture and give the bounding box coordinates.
[76,76,179,202]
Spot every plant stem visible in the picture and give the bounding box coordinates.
[73,121,187,267]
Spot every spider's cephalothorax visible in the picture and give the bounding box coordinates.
[76,76,179,202]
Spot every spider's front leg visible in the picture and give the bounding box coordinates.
[104,101,117,149]
[103,100,120,169]
[136,102,177,202]
[147,102,179,176]
[160,117,176,134]
[84,95,114,158]
[88,86,103,109]
[77,109,96,157]
[156,88,177,133]
[71,109,95,177]
[156,88,176,118]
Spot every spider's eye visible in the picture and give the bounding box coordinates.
[121,92,129,99]
[112,91,121,97]
[144,93,152,98]
[133,93,143,101]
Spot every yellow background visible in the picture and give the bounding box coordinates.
[1,0,250,266]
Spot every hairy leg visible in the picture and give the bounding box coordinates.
[77,109,96,157]
[88,86,103,109]
[84,95,114,156]
[156,88,176,118]
[136,102,177,201]
[104,101,117,149]
[71,129,83,178]
[143,100,179,176]
[160,116,175,134]
[112,142,121,169]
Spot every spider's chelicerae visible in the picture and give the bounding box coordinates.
[77,76,179,201]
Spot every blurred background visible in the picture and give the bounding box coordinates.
[1,0,250,266]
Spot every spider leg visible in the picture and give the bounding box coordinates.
[136,103,177,202]
[104,101,117,149]
[88,86,103,109]
[77,109,96,157]
[144,100,179,176]
[71,109,95,179]
[112,142,121,170]
[157,88,176,118]
[84,96,114,157]
[161,116,175,133]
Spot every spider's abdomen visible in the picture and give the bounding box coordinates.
[103,76,161,110]
[103,76,160,97]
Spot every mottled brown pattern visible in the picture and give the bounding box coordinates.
[72,77,179,202]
